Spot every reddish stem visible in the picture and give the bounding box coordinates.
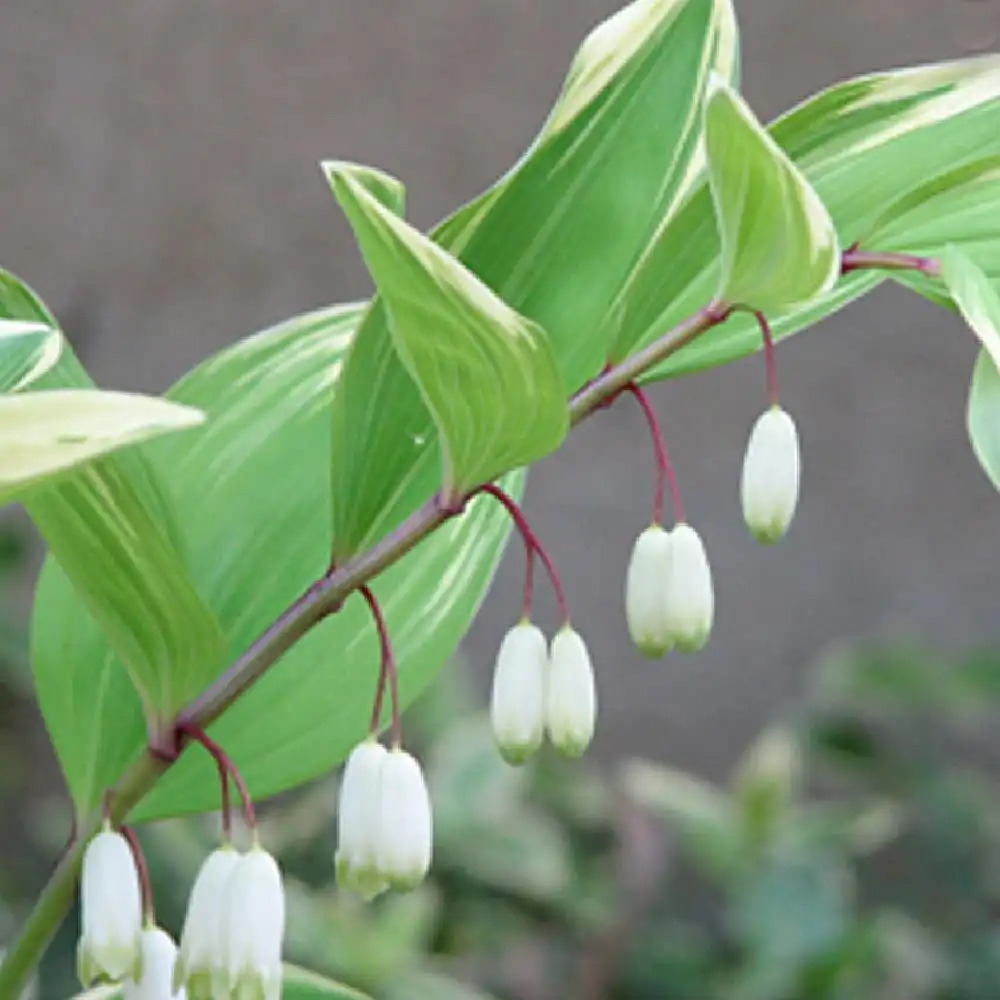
[368,640,388,737]
[360,584,401,746]
[176,722,254,832]
[218,768,231,842]
[841,245,941,276]
[121,825,154,923]
[753,311,780,407]
[625,384,685,524]
[476,484,570,622]
[522,544,536,619]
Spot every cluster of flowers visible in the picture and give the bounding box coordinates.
[485,395,800,763]
[77,825,284,1000]
[626,404,800,657]
[73,347,801,1000]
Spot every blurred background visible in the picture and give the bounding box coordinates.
[3,0,1000,997]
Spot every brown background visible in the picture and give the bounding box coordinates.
[2,0,1000,789]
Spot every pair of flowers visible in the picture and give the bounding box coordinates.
[335,634,592,894]
[335,742,433,899]
[490,623,597,764]
[77,826,284,1000]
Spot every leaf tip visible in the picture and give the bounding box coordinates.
[321,160,406,219]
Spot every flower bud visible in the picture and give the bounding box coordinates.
[218,845,284,1000]
[624,524,674,657]
[545,627,597,757]
[335,739,389,900]
[173,846,240,999]
[125,926,184,1000]
[741,406,800,544]
[490,620,548,763]
[664,523,714,652]
[374,748,433,891]
[77,826,143,986]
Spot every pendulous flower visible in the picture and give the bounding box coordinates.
[664,523,714,652]
[624,524,674,657]
[77,824,143,986]
[335,739,389,899]
[374,748,433,891]
[125,926,185,1000]
[217,845,284,1000]
[173,845,240,999]
[545,626,597,757]
[490,620,548,763]
[741,405,801,544]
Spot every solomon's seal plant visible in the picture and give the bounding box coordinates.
[1,1,999,997]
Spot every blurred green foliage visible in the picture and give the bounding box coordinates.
[6,597,1000,999]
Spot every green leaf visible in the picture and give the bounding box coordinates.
[0,270,64,390]
[866,156,1000,306]
[703,75,839,312]
[612,54,1000,376]
[733,726,802,848]
[384,971,500,1000]
[327,163,568,496]
[797,800,904,858]
[730,849,851,963]
[543,0,737,146]
[66,986,122,1000]
[969,349,1000,493]
[622,757,732,828]
[620,757,741,876]
[66,966,372,1000]
[329,0,737,554]
[6,289,226,814]
[143,307,522,818]
[31,303,525,819]
[938,245,1000,492]
[867,156,1000,268]
[0,320,61,392]
[0,267,57,324]
[941,245,1000,366]
[33,306,360,820]
[0,389,204,502]
[284,964,373,1000]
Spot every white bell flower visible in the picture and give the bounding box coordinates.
[76,825,143,986]
[624,524,674,658]
[124,926,185,1000]
[664,523,714,652]
[490,620,548,763]
[545,627,597,757]
[218,845,284,1000]
[374,748,433,891]
[335,739,389,899]
[173,846,240,999]
[741,405,801,544]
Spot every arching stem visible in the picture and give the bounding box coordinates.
[360,584,401,746]
[625,383,685,524]
[176,722,255,832]
[121,826,154,924]
[476,483,570,622]
[753,310,780,407]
